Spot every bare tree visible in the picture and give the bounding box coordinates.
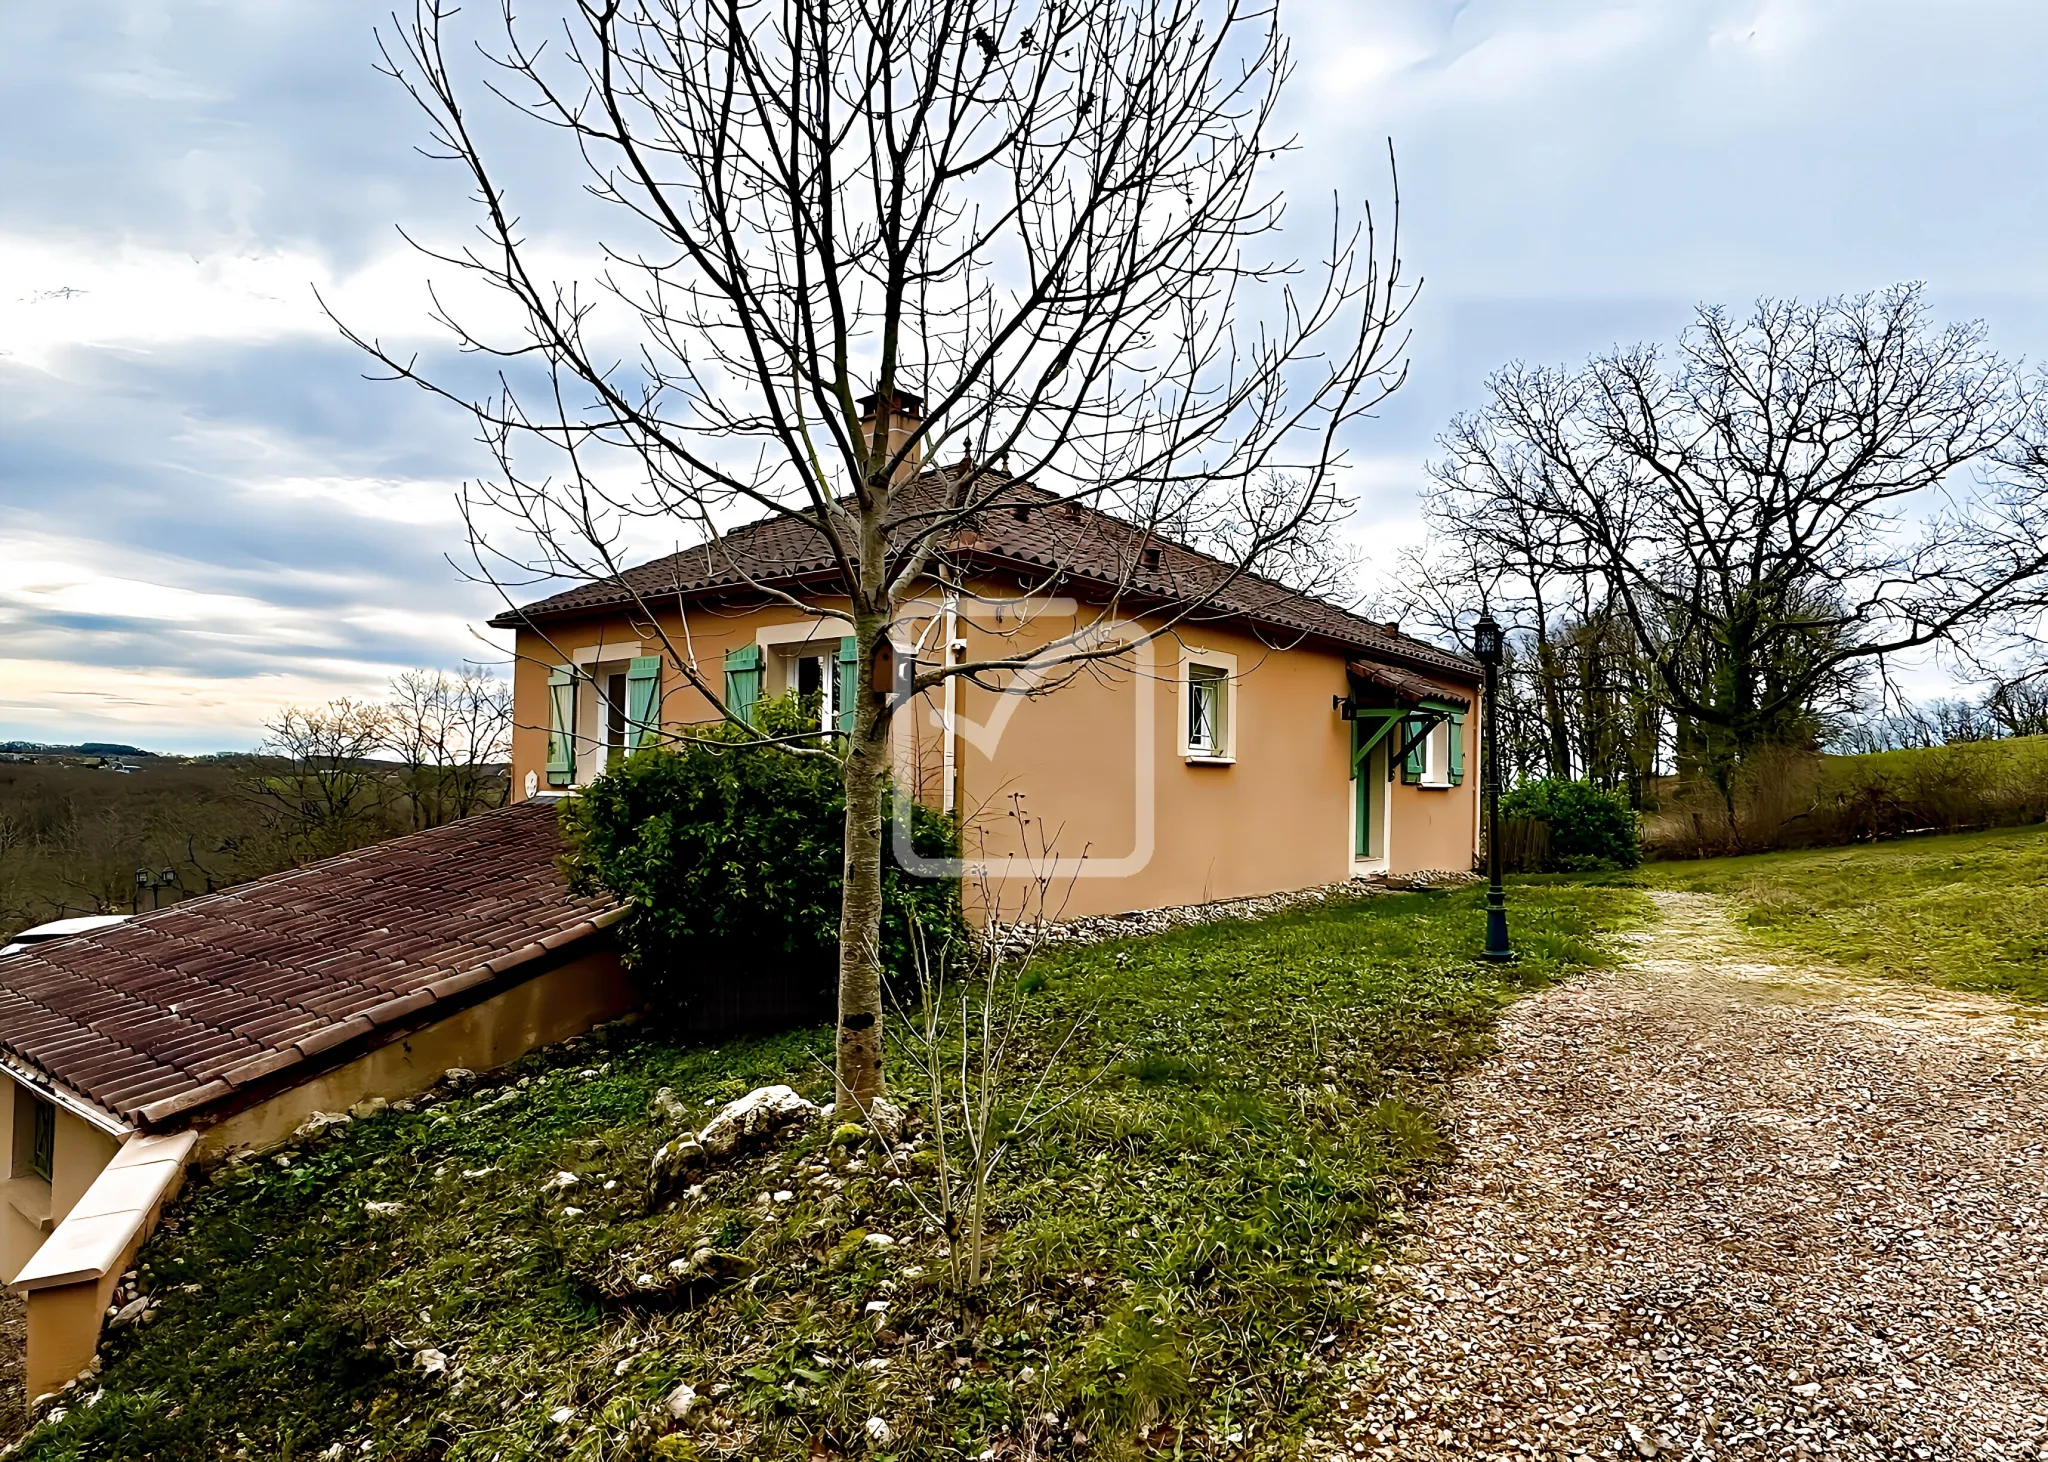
[249,700,397,861]
[1427,284,2048,832]
[1987,674,2048,738]
[346,0,1412,1107]
[385,668,514,829]
[1392,485,1597,785]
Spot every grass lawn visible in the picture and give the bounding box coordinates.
[17,883,1639,1462]
[1619,823,2048,1001]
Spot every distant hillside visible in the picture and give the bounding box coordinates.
[0,741,156,757]
[1643,733,2048,857]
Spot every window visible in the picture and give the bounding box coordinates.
[13,1091,53,1184]
[604,672,630,767]
[779,637,859,734]
[785,647,837,731]
[1399,707,1465,788]
[1419,720,1443,785]
[1187,665,1228,758]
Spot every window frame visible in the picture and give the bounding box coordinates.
[13,1090,54,1185]
[603,671,631,767]
[780,645,843,734]
[1179,647,1238,765]
[1419,719,1449,787]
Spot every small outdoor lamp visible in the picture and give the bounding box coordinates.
[1473,612,1503,665]
[1472,610,1513,963]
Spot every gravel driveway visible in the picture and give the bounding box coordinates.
[1309,891,2048,1461]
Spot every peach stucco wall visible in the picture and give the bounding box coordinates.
[941,614,1360,916]
[200,945,634,1157]
[510,594,1481,915]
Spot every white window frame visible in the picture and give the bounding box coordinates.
[575,657,640,784]
[1419,718,1452,787]
[778,643,844,733]
[562,640,657,786]
[751,616,854,737]
[1180,647,1238,765]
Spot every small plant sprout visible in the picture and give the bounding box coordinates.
[876,802,1105,1302]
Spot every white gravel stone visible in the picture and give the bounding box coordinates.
[1007,875,1467,953]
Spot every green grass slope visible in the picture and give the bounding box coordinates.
[17,884,1640,1462]
[1627,823,2048,1000]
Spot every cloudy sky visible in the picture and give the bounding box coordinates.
[4,1,2046,751]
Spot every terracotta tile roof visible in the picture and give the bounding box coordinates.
[0,801,622,1132]
[489,473,1478,682]
[1348,658,1473,710]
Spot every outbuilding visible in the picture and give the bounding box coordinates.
[0,801,631,1398]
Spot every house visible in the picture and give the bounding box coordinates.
[491,397,1483,919]
[0,802,630,1398]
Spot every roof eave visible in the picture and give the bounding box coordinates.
[129,905,627,1132]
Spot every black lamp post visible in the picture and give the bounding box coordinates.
[1473,610,1513,963]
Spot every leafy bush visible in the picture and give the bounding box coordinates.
[561,696,965,1022]
[1500,778,1641,871]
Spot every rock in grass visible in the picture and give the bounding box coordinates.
[839,1096,906,1144]
[647,1137,706,1199]
[291,1110,349,1140]
[649,1086,693,1129]
[648,1085,818,1199]
[697,1085,819,1157]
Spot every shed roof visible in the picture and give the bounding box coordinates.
[0,801,621,1132]
[1348,658,1473,710]
[490,473,1478,683]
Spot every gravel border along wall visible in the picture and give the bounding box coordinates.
[1014,871,1478,950]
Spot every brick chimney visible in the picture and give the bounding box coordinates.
[856,389,925,486]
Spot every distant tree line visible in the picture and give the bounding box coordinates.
[1832,677,2048,754]
[0,668,510,936]
[1394,284,2048,850]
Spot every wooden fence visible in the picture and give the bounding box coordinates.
[1494,817,1552,874]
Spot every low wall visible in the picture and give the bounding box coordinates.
[14,1131,195,1400]
[199,945,634,1158]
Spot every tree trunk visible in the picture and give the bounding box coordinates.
[1529,588,1571,781]
[836,707,889,1108]
[835,607,891,1111]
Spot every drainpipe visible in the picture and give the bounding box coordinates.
[941,596,960,815]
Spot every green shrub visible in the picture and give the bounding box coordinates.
[1501,778,1641,871]
[561,696,965,1021]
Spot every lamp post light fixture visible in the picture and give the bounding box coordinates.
[1472,610,1513,963]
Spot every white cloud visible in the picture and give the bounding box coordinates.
[0,658,402,748]
[0,237,358,367]
[6,0,2048,745]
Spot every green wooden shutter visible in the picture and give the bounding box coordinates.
[1401,715,1425,784]
[546,667,577,786]
[625,655,662,752]
[1448,712,1465,785]
[836,635,859,734]
[724,644,763,726]
[1353,721,1371,858]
